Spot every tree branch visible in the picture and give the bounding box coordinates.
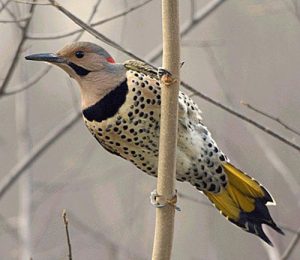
[281,226,300,260]
[48,0,147,62]
[145,0,227,63]
[0,14,30,23]
[241,101,300,137]
[181,81,300,153]
[152,1,180,259]
[2,66,51,96]
[62,210,72,260]
[0,0,11,13]
[0,4,35,96]
[0,112,81,199]
[27,0,153,40]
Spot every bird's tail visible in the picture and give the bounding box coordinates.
[203,163,284,246]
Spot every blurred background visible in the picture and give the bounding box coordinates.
[0,0,300,259]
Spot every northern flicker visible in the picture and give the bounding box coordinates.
[25,42,284,246]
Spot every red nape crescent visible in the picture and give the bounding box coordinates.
[106,57,115,63]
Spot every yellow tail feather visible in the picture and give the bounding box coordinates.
[203,162,283,246]
[223,163,268,200]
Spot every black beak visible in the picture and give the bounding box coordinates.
[25,53,66,63]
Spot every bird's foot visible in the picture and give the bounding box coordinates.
[157,67,177,86]
[150,189,181,211]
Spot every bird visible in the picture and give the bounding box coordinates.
[25,41,284,246]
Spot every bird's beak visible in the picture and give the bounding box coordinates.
[25,53,66,64]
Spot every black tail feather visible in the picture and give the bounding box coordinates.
[230,198,284,245]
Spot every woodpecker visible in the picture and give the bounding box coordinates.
[26,42,284,246]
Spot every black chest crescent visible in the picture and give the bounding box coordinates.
[82,80,129,122]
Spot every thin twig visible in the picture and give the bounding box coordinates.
[0,112,81,199]
[14,0,50,5]
[92,0,152,26]
[62,210,72,260]
[0,4,35,96]
[241,101,300,137]
[145,0,227,62]
[182,82,300,153]
[48,0,146,62]
[0,14,30,23]
[0,0,24,28]
[281,226,300,260]
[26,0,153,40]
[0,0,11,13]
[3,66,51,96]
[68,211,146,260]
[73,0,102,41]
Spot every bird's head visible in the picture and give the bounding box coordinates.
[26,42,126,108]
[25,41,116,80]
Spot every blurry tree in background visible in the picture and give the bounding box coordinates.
[0,0,300,259]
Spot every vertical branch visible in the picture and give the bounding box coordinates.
[62,210,72,260]
[12,3,33,259]
[152,1,180,259]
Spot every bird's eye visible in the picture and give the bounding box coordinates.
[75,51,84,58]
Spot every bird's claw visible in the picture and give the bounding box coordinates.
[150,189,181,211]
[150,189,164,208]
[157,67,176,86]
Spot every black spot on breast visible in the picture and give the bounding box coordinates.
[208,183,216,192]
[216,166,222,174]
[220,175,226,182]
[219,154,225,161]
[82,80,128,122]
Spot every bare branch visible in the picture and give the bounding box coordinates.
[152,1,180,259]
[145,0,227,63]
[92,0,152,26]
[73,0,102,41]
[0,14,30,23]
[3,66,51,96]
[48,0,147,62]
[241,101,300,137]
[62,210,72,260]
[0,112,81,200]
[0,4,35,96]
[26,0,153,40]
[68,211,146,260]
[182,81,300,153]
[1,0,24,29]
[14,0,51,5]
[281,226,300,260]
[0,0,11,13]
